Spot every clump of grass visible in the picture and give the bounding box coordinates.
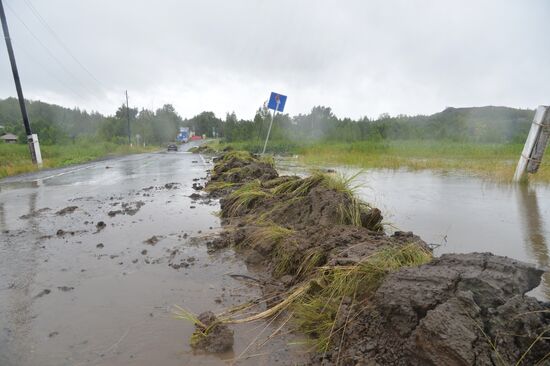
[173,304,209,347]
[260,155,276,168]
[295,249,327,279]
[271,170,362,199]
[271,173,324,197]
[243,223,294,251]
[218,150,254,164]
[338,197,363,227]
[273,241,298,277]
[319,170,363,196]
[204,181,236,193]
[292,244,433,352]
[224,180,272,216]
[173,305,220,349]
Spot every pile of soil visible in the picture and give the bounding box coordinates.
[189,144,218,154]
[191,311,234,353]
[209,151,278,188]
[201,151,550,364]
[330,253,550,366]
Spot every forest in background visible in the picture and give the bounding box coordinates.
[0,97,535,146]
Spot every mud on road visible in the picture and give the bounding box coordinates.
[200,149,550,366]
[0,150,307,366]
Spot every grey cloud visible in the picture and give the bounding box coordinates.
[0,0,549,119]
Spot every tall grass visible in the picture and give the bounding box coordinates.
[222,139,550,183]
[0,141,158,178]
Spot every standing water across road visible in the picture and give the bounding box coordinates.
[279,160,550,301]
[0,149,306,366]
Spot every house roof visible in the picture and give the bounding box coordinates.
[0,133,18,140]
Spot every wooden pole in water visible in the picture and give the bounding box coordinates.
[513,106,550,182]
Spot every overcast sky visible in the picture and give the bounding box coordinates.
[1,0,549,119]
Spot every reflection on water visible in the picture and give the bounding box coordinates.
[278,159,550,301]
[517,185,549,300]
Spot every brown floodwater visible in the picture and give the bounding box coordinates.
[278,159,550,301]
[0,149,307,366]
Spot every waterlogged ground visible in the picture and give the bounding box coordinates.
[279,159,550,301]
[0,148,306,366]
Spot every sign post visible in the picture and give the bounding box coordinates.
[262,92,287,155]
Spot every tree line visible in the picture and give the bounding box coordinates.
[0,97,534,145]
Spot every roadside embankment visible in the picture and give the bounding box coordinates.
[0,142,158,179]
[194,150,550,365]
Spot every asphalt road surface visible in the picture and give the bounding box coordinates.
[0,144,303,366]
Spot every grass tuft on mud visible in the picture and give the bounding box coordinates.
[243,223,294,250]
[292,243,433,351]
[223,180,272,217]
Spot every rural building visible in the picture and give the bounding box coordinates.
[0,133,18,143]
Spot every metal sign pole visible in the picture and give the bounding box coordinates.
[262,99,279,155]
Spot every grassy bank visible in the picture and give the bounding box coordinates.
[219,140,550,183]
[0,142,158,179]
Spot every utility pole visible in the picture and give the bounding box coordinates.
[0,0,42,165]
[125,90,131,145]
[513,105,550,182]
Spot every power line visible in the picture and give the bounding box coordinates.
[3,1,102,100]
[12,38,87,100]
[21,0,104,89]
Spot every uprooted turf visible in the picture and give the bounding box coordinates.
[178,150,550,365]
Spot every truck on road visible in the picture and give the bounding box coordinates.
[176,127,190,143]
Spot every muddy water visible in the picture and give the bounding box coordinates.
[279,160,550,301]
[0,150,305,366]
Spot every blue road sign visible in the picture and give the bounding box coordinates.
[267,92,287,112]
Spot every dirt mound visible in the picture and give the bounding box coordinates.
[330,253,550,366]
[191,311,234,353]
[224,225,427,283]
[189,144,217,154]
[197,150,550,365]
[205,151,278,196]
[220,180,383,232]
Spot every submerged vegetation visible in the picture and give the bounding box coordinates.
[212,140,550,183]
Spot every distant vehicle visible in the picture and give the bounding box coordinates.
[176,127,190,143]
[167,144,178,151]
[190,135,202,141]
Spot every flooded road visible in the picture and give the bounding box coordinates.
[279,161,550,301]
[0,149,304,366]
